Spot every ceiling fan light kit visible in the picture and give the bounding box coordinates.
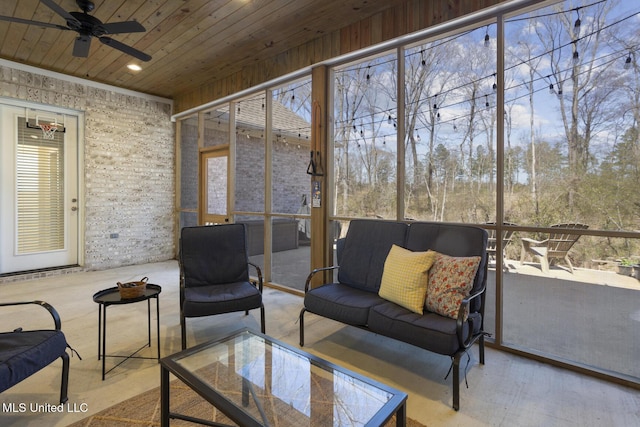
[0,0,152,61]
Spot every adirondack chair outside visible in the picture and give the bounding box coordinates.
[485,222,517,271]
[520,223,589,273]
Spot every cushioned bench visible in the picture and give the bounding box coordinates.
[0,301,72,404]
[299,219,488,410]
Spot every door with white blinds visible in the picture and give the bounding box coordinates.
[0,104,79,274]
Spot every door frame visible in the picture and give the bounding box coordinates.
[199,145,231,225]
[0,98,85,273]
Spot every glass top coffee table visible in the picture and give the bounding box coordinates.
[161,328,407,427]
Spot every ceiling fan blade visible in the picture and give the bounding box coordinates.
[99,37,151,62]
[73,35,92,57]
[0,15,69,30]
[40,0,81,28]
[101,20,146,35]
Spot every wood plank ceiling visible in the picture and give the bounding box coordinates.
[0,0,408,99]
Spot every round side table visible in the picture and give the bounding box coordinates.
[92,284,161,380]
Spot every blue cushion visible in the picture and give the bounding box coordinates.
[0,330,68,392]
[304,283,386,326]
[367,301,481,355]
[337,220,408,292]
[182,282,262,317]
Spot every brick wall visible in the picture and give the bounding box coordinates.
[0,61,175,272]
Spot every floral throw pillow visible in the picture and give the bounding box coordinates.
[379,245,437,314]
[425,252,481,320]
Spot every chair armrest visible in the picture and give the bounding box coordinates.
[521,237,548,246]
[0,301,62,330]
[304,266,339,293]
[248,262,263,292]
[455,287,485,349]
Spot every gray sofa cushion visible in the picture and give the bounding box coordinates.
[0,329,68,392]
[304,283,386,326]
[337,220,408,292]
[367,301,482,355]
[182,282,262,317]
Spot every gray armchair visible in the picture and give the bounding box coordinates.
[179,224,265,349]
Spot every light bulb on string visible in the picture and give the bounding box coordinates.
[573,50,580,65]
[624,52,632,70]
[484,26,490,48]
[549,83,555,94]
[574,9,581,31]
[421,50,426,67]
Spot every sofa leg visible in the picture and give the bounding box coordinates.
[299,308,306,346]
[260,304,266,334]
[452,354,461,411]
[479,334,485,365]
[60,352,70,404]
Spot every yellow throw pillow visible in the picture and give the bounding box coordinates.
[378,245,437,314]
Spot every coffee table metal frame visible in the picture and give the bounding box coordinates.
[160,328,407,427]
[92,284,161,380]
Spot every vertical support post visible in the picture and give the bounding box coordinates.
[396,46,406,221]
[310,66,330,286]
[264,91,273,283]
[495,13,505,347]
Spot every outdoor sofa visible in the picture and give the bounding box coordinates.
[299,219,488,410]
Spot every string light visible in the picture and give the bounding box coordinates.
[549,83,555,94]
[484,26,490,47]
[331,2,632,134]
[574,9,581,31]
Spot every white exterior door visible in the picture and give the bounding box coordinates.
[0,104,80,274]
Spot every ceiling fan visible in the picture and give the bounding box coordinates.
[0,0,151,61]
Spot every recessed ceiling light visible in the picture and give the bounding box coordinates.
[127,64,142,71]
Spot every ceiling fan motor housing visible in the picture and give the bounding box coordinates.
[69,11,106,37]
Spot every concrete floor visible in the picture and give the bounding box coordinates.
[0,260,638,427]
